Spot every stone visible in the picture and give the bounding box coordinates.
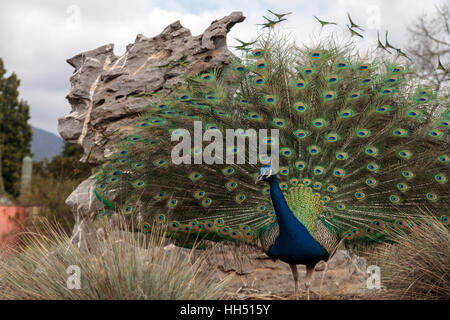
[58,11,245,164]
[58,12,245,248]
[66,174,104,250]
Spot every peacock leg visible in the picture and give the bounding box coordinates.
[318,261,329,298]
[305,265,314,300]
[289,263,299,298]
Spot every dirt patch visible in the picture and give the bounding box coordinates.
[202,248,381,300]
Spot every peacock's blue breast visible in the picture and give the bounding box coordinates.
[267,217,329,266]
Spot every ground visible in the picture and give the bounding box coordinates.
[164,244,381,300]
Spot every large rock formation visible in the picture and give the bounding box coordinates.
[58,12,246,246]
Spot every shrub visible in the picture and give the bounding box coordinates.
[0,220,229,299]
[369,216,449,299]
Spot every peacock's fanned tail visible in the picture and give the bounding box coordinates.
[94,31,449,251]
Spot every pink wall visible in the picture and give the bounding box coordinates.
[0,205,26,249]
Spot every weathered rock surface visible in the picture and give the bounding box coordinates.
[66,175,105,249]
[58,11,245,164]
[58,12,245,246]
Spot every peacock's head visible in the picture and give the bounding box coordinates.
[255,165,276,184]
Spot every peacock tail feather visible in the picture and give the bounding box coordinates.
[93,16,449,253]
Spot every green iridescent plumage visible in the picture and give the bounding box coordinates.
[93,15,449,255]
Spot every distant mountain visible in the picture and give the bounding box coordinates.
[31,127,64,161]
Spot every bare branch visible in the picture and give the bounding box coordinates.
[406,3,450,98]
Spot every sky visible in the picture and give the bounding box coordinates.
[0,0,447,135]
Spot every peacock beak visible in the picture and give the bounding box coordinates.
[255,175,263,184]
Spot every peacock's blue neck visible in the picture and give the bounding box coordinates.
[268,176,300,233]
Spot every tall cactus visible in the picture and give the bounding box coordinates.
[20,156,32,196]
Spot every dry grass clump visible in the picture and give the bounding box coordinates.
[0,220,229,300]
[369,216,449,300]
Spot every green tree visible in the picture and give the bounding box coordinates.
[0,58,33,196]
[42,142,91,180]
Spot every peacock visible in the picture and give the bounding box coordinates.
[93,13,449,298]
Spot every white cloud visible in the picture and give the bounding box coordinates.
[0,0,446,135]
